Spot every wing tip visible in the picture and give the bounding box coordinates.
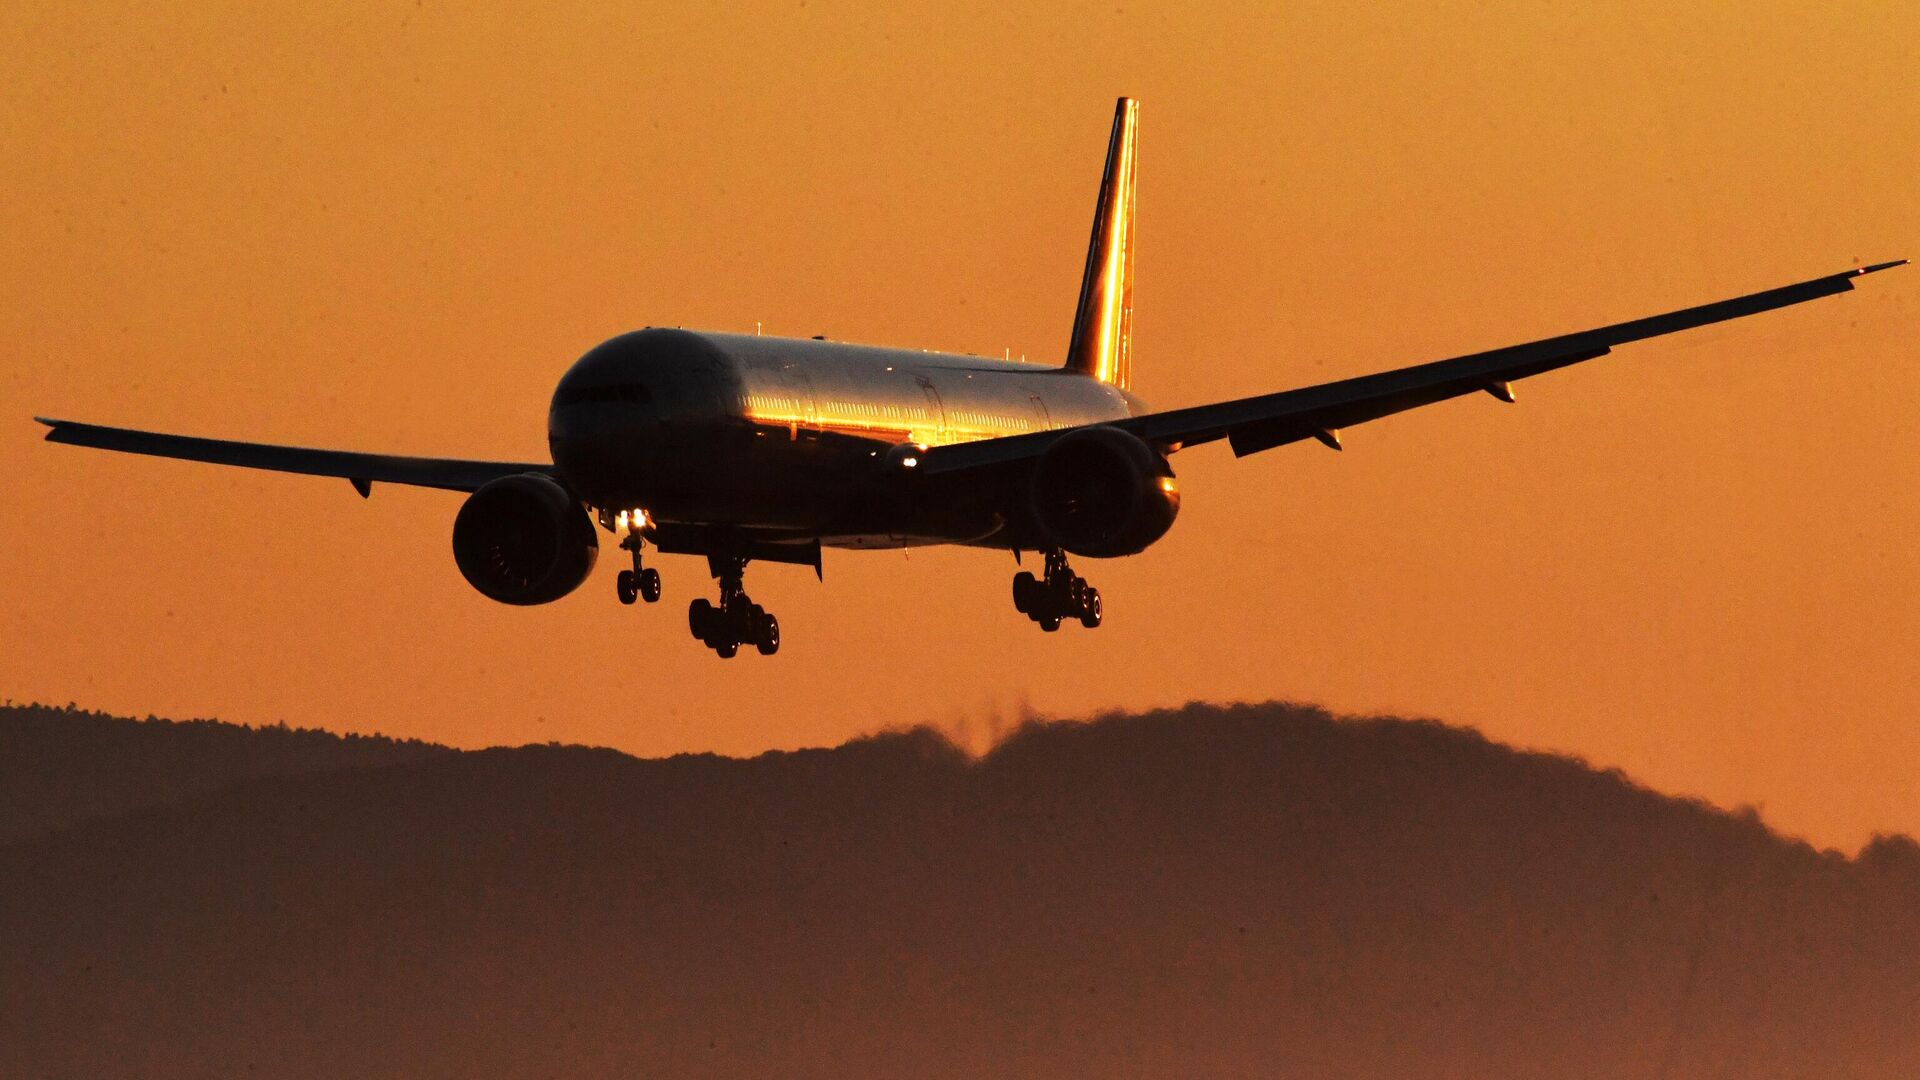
[1853,259,1908,277]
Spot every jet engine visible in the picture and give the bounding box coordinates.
[452,473,599,605]
[1028,426,1180,558]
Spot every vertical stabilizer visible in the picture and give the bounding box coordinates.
[1064,97,1138,390]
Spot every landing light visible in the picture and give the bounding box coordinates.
[883,442,928,476]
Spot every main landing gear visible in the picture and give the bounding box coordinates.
[615,533,662,605]
[1012,549,1102,632]
[688,554,780,658]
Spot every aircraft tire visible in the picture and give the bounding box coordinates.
[639,568,662,603]
[617,570,638,605]
[1013,572,1038,614]
[1079,587,1102,629]
[755,613,780,656]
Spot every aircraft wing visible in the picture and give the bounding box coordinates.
[922,260,1906,473]
[34,417,552,496]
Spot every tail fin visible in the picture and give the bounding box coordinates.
[1064,97,1139,391]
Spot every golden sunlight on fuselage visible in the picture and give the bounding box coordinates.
[714,332,1139,452]
[738,393,1048,447]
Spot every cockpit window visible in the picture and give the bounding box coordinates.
[555,382,653,406]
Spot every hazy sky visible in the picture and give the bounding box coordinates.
[4,1,1914,850]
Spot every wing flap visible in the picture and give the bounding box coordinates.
[1222,347,1610,457]
[36,418,551,494]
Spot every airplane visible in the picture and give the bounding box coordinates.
[37,98,1905,658]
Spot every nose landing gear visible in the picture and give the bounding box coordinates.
[1013,549,1102,631]
[615,532,662,605]
[688,555,780,657]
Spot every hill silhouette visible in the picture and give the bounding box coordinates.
[4,701,1918,1078]
[0,702,447,845]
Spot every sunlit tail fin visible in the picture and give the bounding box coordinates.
[1064,97,1138,391]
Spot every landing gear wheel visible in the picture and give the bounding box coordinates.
[619,533,656,606]
[1013,571,1038,614]
[1018,549,1106,633]
[1079,587,1103,629]
[694,554,785,657]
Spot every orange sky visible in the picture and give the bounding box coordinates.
[4,1,1915,851]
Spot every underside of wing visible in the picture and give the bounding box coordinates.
[36,418,552,496]
[921,260,1905,475]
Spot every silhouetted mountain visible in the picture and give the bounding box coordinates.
[4,702,1917,1078]
[0,703,447,845]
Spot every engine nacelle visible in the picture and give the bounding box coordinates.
[1028,426,1180,558]
[452,473,599,605]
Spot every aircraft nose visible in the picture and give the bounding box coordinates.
[546,328,735,505]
